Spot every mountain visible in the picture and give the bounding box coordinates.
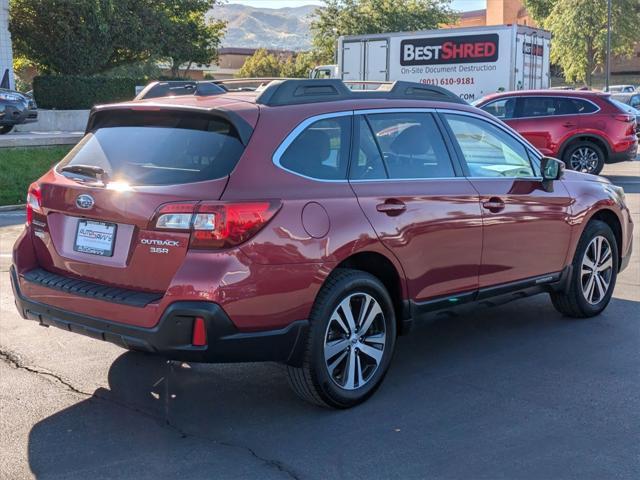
[208,3,318,51]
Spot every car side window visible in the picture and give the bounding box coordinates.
[519,97,557,117]
[631,95,640,108]
[444,114,535,178]
[279,116,351,180]
[364,112,456,179]
[480,97,516,119]
[570,98,598,113]
[349,117,388,180]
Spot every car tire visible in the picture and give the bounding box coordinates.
[0,125,13,135]
[562,141,605,175]
[286,268,396,408]
[550,220,618,318]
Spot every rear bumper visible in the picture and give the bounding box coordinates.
[608,139,638,163]
[0,104,37,126]
[10,266,308,365]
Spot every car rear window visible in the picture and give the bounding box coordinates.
[57,111,244,186]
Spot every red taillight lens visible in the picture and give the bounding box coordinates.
[25,183,42,226]
[614,114,633,123]
[151,201,280,249]
[191,202,278,249]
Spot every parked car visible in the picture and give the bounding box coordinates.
[135,80,225,100]
[0,88,37,134]
[610,98,640,137]
[11,80,633,408]
[475,90,638,174]
[611,92,640,109]
[608,85,637,93]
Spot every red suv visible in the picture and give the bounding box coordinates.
[11,80,633,408]
[475,90,638,175]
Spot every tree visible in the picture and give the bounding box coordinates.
[280,52,320,78]
[237,49,283,78]
[10,0,159,74]
[237,50,320,79]
[155,0,226,78]
[9,0,225,77]
[310,0,457,62]
[524,0,640,86]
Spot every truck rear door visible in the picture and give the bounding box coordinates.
[342,41,363,81]
[365,40,388,81]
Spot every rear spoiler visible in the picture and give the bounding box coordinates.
[85,103,254,146]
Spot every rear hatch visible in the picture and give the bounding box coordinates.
[29,103,258,292]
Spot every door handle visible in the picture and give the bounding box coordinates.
[562,121,576,127]
[376,200,407,216]
[482,197,505,213]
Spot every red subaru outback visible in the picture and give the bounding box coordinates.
[475,90,638,175]
[11,80,633,408]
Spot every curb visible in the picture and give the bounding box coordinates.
[0,204,25,212]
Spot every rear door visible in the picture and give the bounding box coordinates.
[510,96,578,156]
[33,107,254,292]
[349,111,483,303]
[441,112,573,288]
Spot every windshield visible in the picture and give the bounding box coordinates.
[57,112,244,186]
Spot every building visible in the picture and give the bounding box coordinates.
[159,48,296,80]
[0,0,14,89]
[448,0,639,76]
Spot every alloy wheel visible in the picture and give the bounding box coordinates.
[323,293,386,390]
[569,147,600,173]
[581,235,613,305]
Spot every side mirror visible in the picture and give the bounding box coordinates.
[540,157,564,192]
[541,156,564,181]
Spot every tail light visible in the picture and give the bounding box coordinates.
[613,114,633,123]
[26,183,42,226]
[151,200,281,249]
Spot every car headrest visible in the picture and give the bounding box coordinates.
[390,125,431,155]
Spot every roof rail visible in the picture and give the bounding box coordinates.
[255,79,466,106]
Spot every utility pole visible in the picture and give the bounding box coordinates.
[605,0,612,91]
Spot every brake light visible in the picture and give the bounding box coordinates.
[151,201,280,249]
[25,183,42,226]
[613,114,633,123]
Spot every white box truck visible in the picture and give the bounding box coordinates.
[334,25,551,102]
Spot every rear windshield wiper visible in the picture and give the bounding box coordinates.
[60,165,109,183]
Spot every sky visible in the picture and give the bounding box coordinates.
[232,0,486,12]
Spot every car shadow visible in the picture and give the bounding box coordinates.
[27,295,640,479]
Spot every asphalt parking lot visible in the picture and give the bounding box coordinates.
[0,161,638,480]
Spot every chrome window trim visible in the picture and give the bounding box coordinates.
[272,110,353,183]
[480,95,601,120]
[271,107,546,184]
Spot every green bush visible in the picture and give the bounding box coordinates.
[33,76,146,110]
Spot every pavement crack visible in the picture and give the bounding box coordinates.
[0,349,91,397]
[0,349,301,479]
[218,440,302,480]
[160,416,302,480]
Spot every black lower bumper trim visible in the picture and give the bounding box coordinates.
[11,266,308,365]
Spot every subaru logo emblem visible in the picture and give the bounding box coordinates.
[76,194,94,210]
